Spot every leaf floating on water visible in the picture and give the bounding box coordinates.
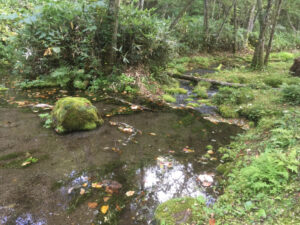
[92,182,102,189]
[101,205,109,214]
[198,174,214,187]
[125,191,135,197]
[118,127,134,134]
[109,121,117,126]
[88,202,98,209]
[207,150,214,155]
[183,147,195,153]
[80,188,85,195]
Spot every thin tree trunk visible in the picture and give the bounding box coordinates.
[265,0,283,65]
[287,12,296,33]
[169,0,195,30]
[138,0,144,10]
[244,3,256,47]
[203,0,209,47]
[233,1,238,53]
[215,1,236,44]
[107,0,120,74]
[251,0,273,69]
[211,0,216,19]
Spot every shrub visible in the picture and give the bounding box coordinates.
[230,152,298,198]
[219,105,238,118]
[238,104,277,123]
[213,87,254,105]
[281,84,300,105]
[263,77,283,88]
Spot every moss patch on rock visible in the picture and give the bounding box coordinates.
[155,197,208,225]
[51,97,103,133]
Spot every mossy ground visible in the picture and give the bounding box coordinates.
[52,97,103,133]
[156,51,300,224]
[155,197,208,225]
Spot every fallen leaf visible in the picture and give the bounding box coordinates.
[101,205,109,214]
[209,218,215,225]
[92,182,102,189]
[88,202,98,209]
[103,197,110,202]
[183,148,195,153]
[131,105,140,110]
[116,204,121,211]
[82,183,88,187]
[109,121,117,126]
[207,150,214,155]
[80,188,85,195]
[149,132,156,136]
[125,191,135,197]
[21,161,31,167]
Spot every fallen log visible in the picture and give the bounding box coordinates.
[168,73,247,87]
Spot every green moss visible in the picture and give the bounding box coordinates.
[51,97,103,133]
[193,84,208,98]
[187,102,200,108]
[264,77,283,88]
[155,197,208,225]
[164,87,188,94]
[0,86,8,91]
[219,105,239,118]
[163,94,176,103]
[0,152,23,161]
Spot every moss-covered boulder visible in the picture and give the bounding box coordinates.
[155,197,208,225]
[51,97,103,133]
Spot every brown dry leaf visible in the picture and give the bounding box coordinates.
[103,197,110,202]
[116,204,121,211]
[125,191,135,197]
[207,150,214,155]
[101,205,109,214]
[149,132,156,136]
[109,121,117,126]
[80,188,85,195]
[88,202,98,209]
[43,48,52,56]
[105,186,114,194]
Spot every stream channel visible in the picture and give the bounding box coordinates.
[0,71,242,225]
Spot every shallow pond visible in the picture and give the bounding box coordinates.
[0,84,241,224]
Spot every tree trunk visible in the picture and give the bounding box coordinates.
[251,0,273,69]
[215,1,236,44]
[169,0,195,30]
[244,2,256,47]
[264,0,283,65]
[211,0,216,19]
[203,0,209,48]
[138,0,144,10]
[107,0,121,74]
[233,0,238,54]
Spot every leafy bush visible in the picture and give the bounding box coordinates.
[213,87,254,105]
[15,2,174,80]
[281,84,300,105]
[230,152,298,198]
[219,105,238,118]
[263,77,283,88]
[238,104,277,123]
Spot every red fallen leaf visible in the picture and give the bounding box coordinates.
[88,202,98,209]
[209,218,215,225]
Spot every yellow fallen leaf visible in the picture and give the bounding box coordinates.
[101,205,109,214]
[82,183,88,187]
[125,191,135,197]
[92,182,102,189]
[80,188,85,195]
[88,202,98,209]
